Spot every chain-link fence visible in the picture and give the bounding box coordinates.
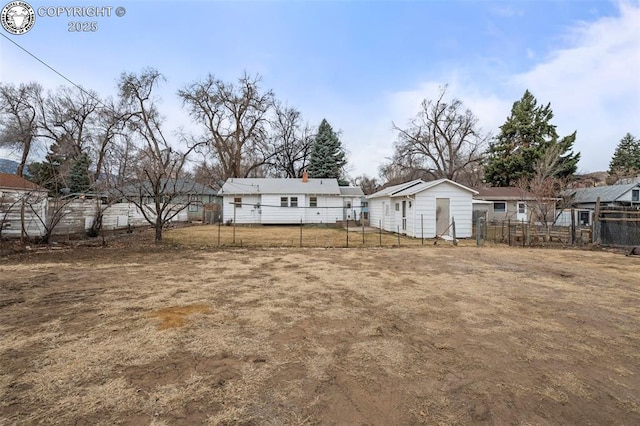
[164,221,467,248]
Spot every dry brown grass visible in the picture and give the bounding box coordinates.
[0,243,639,424]
[164,224,446,247]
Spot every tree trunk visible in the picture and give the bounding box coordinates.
[155,217,163,242]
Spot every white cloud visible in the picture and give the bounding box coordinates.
[362,1,640,179]
[491,6,524,18]
[510,1,640,172]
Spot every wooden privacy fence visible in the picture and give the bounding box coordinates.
[593,205,640,247]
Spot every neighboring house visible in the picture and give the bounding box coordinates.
[218,174,363,224]
[555,183,640,227]
[367,178,477,238]
[0,173,48,238]
[119,178,221,222]
[472,187,539,222]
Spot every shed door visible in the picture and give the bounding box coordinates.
[436,198,450,236]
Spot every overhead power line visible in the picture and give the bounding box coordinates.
[1,32,109,109]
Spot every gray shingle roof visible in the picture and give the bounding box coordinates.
[220,178,341,195]
[565,183,640,204]
[339,186,365,196]
[120,179,219,197]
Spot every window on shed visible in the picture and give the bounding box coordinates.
[309,196,317,207]
[633,189,639,202]
[517,202,526,214]
[493,202,506,213]
[280,197,288,207]
[234,197,242,208]
[290,197,298,207]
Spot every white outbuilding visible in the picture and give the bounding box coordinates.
[367,178,477,238]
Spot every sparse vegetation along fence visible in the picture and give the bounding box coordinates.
[474,218,592,247]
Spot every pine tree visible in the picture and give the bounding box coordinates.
[609,133,640,179]
[484,90,580,187]
[307,119,347,182]
[68,153,91,194]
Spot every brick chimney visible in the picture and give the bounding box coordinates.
[302,170,308,182]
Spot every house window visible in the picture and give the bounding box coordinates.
[395,203,399,211]
[346,201,352,209]
[290,197,298,207]
[280,197,288,207]
[518,202,526,214]
[309,196,317,207]
[579,211,590,226]
[188,195,199,212]
[493,202,506,213]
[234,197,242,208]
[633,189,639,202]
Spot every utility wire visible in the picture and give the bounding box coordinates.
[1,32,111,110]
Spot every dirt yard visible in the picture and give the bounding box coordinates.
[1,239,639,424]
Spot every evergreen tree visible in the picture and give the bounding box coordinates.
[307,119,347,182]
[484,90,580,187]
[609,133,640,179]
[27,142,66,195]
[68,153,91,194]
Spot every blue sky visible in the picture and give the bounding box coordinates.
[1,0,639,179]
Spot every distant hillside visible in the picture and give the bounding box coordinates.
[0,158,19,174]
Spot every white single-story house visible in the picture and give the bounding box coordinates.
[218,174,364,224]
[0,173,48,239]
[367,178,477,238]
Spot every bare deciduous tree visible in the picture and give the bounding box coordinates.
[268,103,313,178]
[0,82,42,176]
[387,86,487,186]
[352,174,380,195]
[178,72,275,179]
[117,68,202,242]
[517,144,566,240]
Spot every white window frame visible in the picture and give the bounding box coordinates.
[493,202,506,213]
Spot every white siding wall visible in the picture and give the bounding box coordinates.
[412,193,436,238]
[305,194,342,224]
[0,190,48,238]
[411,182,473,238]
[261,194,306,224]
[311,195,343,224]
[368,196,395,232]
[368,198,384,229]
[340,196,362,221]
[222,194,345,224]
[222,195,261,224]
